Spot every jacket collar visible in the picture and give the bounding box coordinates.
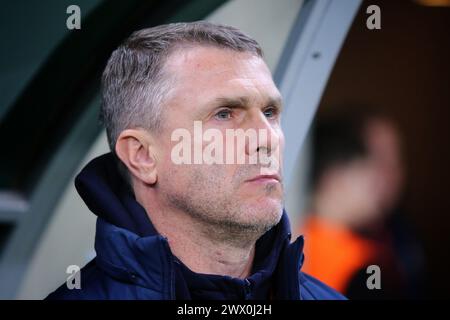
[94,214,305,299]
[94,217,174,298]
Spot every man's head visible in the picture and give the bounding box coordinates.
[100,22,284,242]
[311,110,404,230]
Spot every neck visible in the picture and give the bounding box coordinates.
[135,186,256,279]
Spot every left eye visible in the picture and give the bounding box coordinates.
[263,108,277,118]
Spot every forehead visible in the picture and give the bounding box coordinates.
[164,46,280,104]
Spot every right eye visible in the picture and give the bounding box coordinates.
[214,109,232,121]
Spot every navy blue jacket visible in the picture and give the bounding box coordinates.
[46,153,345,300]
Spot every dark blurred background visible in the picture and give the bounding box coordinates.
[313,0,450,298]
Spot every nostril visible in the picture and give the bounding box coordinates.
[257,146,271,156]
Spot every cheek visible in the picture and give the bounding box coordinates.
[273,126,284,146]
[163,162,232,192]
[279,133,285,154]
[276,131,285,169]
[157,142,191,186]
[158,163,194,197]
[198,165,240,197]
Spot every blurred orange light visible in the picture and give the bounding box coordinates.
[414,0,450,6]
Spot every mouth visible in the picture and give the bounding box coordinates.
[245,174,281,184]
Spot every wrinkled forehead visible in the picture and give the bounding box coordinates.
[163,46,280,105]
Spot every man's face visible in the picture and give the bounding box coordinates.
[153,46,285,237]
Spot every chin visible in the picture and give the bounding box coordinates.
[241,197,283,225]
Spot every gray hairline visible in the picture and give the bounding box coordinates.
[106,43,262,152]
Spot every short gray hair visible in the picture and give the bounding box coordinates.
[100,21,263,154]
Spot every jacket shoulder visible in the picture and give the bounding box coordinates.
[45,259,109,300]
[45,259,162,300]
[299,272,347,300]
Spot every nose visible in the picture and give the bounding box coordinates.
[244,110,280,158]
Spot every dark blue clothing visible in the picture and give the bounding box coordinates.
[46,153,345,300]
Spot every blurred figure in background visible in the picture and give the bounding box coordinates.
[299,109,425,299]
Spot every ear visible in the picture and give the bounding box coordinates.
[115,129,158,185]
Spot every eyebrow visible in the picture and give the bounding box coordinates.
[211,95,283,110]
